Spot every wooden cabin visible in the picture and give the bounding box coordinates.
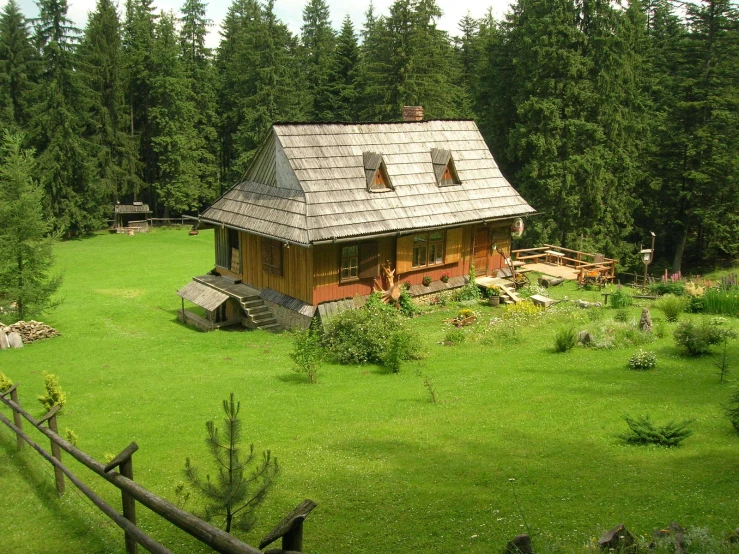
[181,115,536,330]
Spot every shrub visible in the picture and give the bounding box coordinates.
[609,287,633,309]
[685,294,705,314]
[648,281,685,296]
[655,294,686,322]
[502,301,543,323]
[422,275,432,286]
[443,328,466,345]
[323,296,421,367]
[453,263,481,301]
[398,290,420,317]
[673,321,737,356]
[553,325,578,353]
[614,309,629,323]
[628,349,657,370]
[618,414,694,447]
[290,326,324,383]
[65,428,79,446]
[0,372,12,393]
[727,387,739,433]
[383,330,420,373]
[37,372,66,411]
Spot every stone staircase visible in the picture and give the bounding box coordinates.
[240,296,280,332]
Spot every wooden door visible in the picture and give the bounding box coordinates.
[473,226,490,276]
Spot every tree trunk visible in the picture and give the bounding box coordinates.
[672,226,688,274]
[17,252,24,320]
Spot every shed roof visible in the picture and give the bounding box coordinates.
[177,281,228,312]
[200,120,535,245]
[115,203,151,214]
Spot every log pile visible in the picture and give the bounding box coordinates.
[0,320,60,344]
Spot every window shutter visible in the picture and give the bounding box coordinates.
[396,235,414,273]
[358,242,379,279]
[445,227,463,263]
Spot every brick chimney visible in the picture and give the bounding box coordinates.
[402,106,424,122]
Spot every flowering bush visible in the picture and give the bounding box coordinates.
[628,349,657,370]
[422,275,432,286]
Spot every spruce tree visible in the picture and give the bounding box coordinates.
[149,11,204,214]
[0,132,62,322]
[179,0,219,202]
[32,0,104,235]
[300,0,335,120]
[78,0,142,203]
[327,15,360,121]
[0,0,36,130]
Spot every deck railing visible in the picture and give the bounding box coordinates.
[512,244,617,280]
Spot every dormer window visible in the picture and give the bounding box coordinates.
[363,152,393,192]
[431,148,461,186]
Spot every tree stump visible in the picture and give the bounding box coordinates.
[503,534,534,554]
[538,275,564,288]
[598,524,637,553]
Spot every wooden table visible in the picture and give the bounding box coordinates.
[544,250,565,265]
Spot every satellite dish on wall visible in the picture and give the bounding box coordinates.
[511,218,525,239]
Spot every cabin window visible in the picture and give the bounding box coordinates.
[431,148,461,186]
[262,238,282,276]
[216,227,240,271]
[412,231,445,268]
[340,245,359,281]
[363,151,393,192]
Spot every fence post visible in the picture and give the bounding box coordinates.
[38,405,65,495]
[105,442,140,554]
[3,384,24,450]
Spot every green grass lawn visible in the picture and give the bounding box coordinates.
[1,229,738,553]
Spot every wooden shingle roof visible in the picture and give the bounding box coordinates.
[200,121,535,245]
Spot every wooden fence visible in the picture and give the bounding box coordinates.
[0,384,304,554]
[512,244,617,281]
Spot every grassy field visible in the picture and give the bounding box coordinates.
[1,229,738,553]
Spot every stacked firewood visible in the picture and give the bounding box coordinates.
[0,321,60,344]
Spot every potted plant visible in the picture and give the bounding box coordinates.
[422,275,433,286]
[487,285,501,307]
[440,272,450,283]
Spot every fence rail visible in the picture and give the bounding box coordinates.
[0,384,266,554]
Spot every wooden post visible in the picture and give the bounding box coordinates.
[39,405,65,495]
[105,442,140,554]
[8,385,23,450]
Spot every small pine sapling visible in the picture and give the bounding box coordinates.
[37,372,66,411]
[618,414,694,447]
[185,393,278,533]
[713,338,730,383]
[726,387,739,433]
[422,374,437,404]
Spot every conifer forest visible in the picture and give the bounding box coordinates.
[0,0,737,273]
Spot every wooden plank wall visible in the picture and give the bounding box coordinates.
[313,237,395,305]
[239,232,313,304]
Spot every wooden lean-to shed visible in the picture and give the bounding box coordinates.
[114,202,151,234]
[182,112,536,331]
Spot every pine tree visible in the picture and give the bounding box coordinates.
[32,0,104,235]
[0,0,36,130]
[122,0,158,202]
[300,0,335,120]
[179,0,219,202]
[326,15,360,121]
[359,0,466,121]
[78,0,142,203]
[184,393,278,533]
[0,132,62,322]
[149,11,204,214]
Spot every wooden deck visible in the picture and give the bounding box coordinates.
[519,263,580,280]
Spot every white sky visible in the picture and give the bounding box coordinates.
[6,0,513,48]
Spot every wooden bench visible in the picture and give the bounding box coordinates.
[516,253,546,263]
[544,250,565,265]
